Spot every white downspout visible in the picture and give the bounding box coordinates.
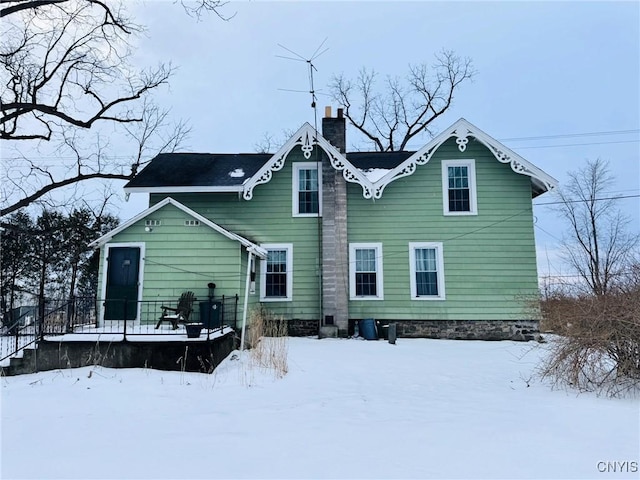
[240,250,253,351]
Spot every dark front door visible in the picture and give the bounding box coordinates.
[104,247,140,321]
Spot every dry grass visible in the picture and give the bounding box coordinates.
[539,287,640,397]
[247,307,288,378]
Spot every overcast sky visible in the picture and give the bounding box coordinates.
[122,1,640,280]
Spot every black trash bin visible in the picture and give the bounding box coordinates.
[378,322,390,340]
[199,301,222,329]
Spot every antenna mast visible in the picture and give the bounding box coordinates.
[276,39,330,325]
[276,38,329,128]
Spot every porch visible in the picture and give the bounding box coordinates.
[1,295,241,374]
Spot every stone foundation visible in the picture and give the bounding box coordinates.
[286,319,320,337]
[391,319,540,341]
[284,318,539,341]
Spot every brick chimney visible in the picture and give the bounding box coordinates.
[322,106,346,152]
[321,107,349,336]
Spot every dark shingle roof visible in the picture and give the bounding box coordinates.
[346,151,415,170]
[124,153,272,189]
[125,151,415,190]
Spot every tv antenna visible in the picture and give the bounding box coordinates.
[276,38,329,124]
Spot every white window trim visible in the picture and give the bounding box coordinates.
[409,242,446,300]
[292,162,322,217]
[260,243,293,302]
[441,159,477,216]
[349,243,384,301]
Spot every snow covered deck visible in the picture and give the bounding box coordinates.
[43,324,235,343]
[2,325,237,375]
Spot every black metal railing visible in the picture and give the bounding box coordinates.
[0,310,37,363]
[220,294,240,330]
[1,296,98,362]
[41,296,98,335]
[1,294,240,362]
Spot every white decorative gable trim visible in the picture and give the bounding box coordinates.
[371,118,558,199]
[242,123,374,200]
[88,197,267,258]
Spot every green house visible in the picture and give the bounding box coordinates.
[91,111,557,340]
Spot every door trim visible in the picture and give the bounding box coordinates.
[99,242,145,326]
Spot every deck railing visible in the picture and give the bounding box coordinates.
[1,294,240,362]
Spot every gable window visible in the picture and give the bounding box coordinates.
[442,159,477,215]
[409,242,445,300]
[293,162,322,217]
[260,244,293,301]
[349,243,383,300]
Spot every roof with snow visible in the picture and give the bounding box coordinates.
[124,153,271,193]
[124,149,412,193]
[124,119,557,199]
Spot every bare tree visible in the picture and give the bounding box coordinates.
[2,0,166,140]
[0,0,223,215]
[253,127,296,154]
[556,158,639,296]
[329,50,475,151]
[1,102,192,216]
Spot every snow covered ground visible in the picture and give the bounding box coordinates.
[1,337,638,479]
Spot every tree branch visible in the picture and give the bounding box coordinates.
[1,171,132,217]
[330,50,475,151]
[1,0,67,18]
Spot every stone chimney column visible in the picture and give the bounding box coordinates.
[321,107,349,336]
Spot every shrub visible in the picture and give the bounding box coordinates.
[539,287,640,397]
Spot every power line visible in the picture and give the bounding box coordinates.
[534,224,562,243]
[400,129,639,151]
[511,139,639,150]
[534,194,640,206]
[539,270,636,279]
[137,207,540,282]
[500,129,639,142]
[5,128,640,162]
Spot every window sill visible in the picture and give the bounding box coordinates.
[443,211,477,216]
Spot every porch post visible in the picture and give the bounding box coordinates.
[240,250,253,351]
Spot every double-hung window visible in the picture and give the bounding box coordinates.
[260,244,293,301]
[442,159,477,215]
[293,162,322,216]
[409,242,445,300]
[349,243,383,300]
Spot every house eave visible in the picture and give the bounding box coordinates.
[123,119,558,202]
[371,118,559,199]
[124,186,243,194]
[242,123,375,200]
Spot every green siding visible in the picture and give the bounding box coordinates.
[101,203,246,324]
[106,139,542,325]
[347,138,539,321]
[150,148,323,321]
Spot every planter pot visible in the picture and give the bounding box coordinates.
[185,323,204,338]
